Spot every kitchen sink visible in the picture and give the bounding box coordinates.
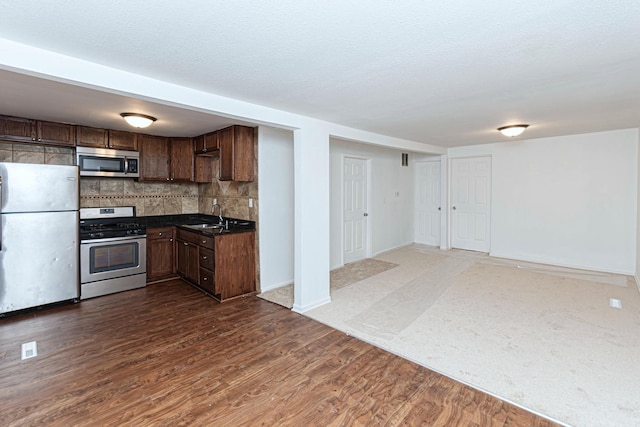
[184,223,225,231]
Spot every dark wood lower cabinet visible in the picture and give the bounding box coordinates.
[175,228,255,301]
[176,237,199,284]
[146,227,176,281]
[214,231,256,299]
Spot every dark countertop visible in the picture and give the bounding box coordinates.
[138,214,255,236]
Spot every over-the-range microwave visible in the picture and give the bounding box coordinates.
[76,146,140,178]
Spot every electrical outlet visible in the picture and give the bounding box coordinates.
[609,298,622,309]
[21,341,37,360]
[213,198,217,205]
[249,198,253,208]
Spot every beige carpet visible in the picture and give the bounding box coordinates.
[304,244,640,427]
[257,258,398,309]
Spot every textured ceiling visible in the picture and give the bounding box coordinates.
[0,0,639,147]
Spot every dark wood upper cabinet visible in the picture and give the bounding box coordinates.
[77,127,137,150]
[0,115,36,143]
[76,126,109,148]
[218,125,254,182]
[140,135,197,182]
[0,115,74,146]
[169,137,194,182]
[195,155,212,183]
[107,129,138,150]
[139,134,170,181]
[194,131,219,155]
[37,121,75,146]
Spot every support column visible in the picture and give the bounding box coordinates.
[292,125,331,313]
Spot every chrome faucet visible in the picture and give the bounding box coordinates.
[212,202,223,224]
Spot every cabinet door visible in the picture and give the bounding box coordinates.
[194,135,205,153]
[232,125,254,182]
[108,129,138,150]
[176,239,199,283]
[139,134,170,181]
[194,131,218,155]
[215,231,256,299]
[76,126,108,148]
[218,126,235,181]
[169,137,194,182]
[204,131,219,151]
[37,121,75,146]
[218,125,254,182]
[176,238,189,277]
[195,155,212,183]
[0,115,36,143]
[147,227,175,281]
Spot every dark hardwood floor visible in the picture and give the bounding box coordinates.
[0,280,560,426]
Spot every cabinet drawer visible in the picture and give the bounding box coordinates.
[198,235,214,249]
[176,228,202,245]
[199,268,215,293]
[148,227,174,241]
[199,248,214,270]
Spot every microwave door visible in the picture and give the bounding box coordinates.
[81,156,124,172]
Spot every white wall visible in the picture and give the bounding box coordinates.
[257,126,294,291]
[449,129,638,275]
[636,129,640,286]
[330,139,415,269]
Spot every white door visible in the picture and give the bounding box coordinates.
[450,157,491,252]
[343,157,368,264]
[415,160,441,246]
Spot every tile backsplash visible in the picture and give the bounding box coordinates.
[80,178,200,216]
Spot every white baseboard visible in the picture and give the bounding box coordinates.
[292,296,331,314]
[372,241,414,257]
[260,280,293,293]
[489,250,634,276]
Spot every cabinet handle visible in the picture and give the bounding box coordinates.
[202,256,207,260]
[169,238,173,242]
[202,277,208,281]
[183,242,188,246]
[158,232,164,236]
[202,240,207,244]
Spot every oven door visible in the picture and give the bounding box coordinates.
[80,235,147,284]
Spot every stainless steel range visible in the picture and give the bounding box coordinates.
[79,207,146,299]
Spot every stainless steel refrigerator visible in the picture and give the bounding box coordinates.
[0,162,80,315]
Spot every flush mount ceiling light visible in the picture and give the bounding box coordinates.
[120,112,157,129]
[497,124,529,137]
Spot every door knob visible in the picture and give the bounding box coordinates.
[452,206,457,210]
[438,207,441,211]
[364,212,369,217]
